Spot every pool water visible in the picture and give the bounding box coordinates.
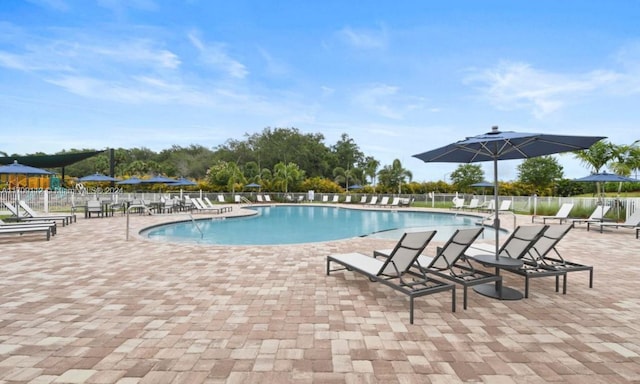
[142,205,495,245]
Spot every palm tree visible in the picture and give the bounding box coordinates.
[573,140,616,196]
[378,159,413,194]
[364,157,380,191]
[273,162,304,193]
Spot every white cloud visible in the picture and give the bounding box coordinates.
[338,26,388,49]
[188,31,248,79]
[352,84,426,119]
[465,61,621,118]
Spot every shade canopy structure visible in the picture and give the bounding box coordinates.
[78,173,120,183]
[413,126,606,258]
[0,160,53,175]
[116,177,143,185]
[573,172,639,183]
[170,177,198,186]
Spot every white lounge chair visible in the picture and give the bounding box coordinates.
[331,195,339,203]
[9,201,76,226]
[366,196,378,206]
[344,195,352,203]
[327,230,455,323]
[359,196,367,204]
[462,198,479,210]
[322,195,329,203]
[377,196,390,207]
[587,210,640,233]
[451,197,465,210]
[533,203,574,224]
[256,195,264,203]
[264,195,272,203]
[571,205,611,226]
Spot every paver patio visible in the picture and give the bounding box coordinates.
[1,205,639,383]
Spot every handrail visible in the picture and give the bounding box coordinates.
[239,196,252,204]
[188,214,204,239]
[126,204,151,240]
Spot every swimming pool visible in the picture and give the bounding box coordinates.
[141,205,496,245]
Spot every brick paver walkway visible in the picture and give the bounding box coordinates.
[1,205,639,383]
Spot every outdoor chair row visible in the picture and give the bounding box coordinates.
[327,223,591,324]
[1,200,77,241]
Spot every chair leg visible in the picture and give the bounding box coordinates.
[409,297,414,324]
[463,287,468,310]
[451,286,456,312]
[562,274,567,294]
[588,269,593,288]
[524,277,529,298]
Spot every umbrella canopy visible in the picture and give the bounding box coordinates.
[116,177,143,185]
[573,172,639,183]
[78,173,120,182]
[470,181,495,188]
[413,126,606,259]
[0,160,53,175]
[348,184,363,190]
[142,175,176,184]
[245,183,261,188]
[171,177,198,186]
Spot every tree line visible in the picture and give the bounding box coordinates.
[8,129,639,196]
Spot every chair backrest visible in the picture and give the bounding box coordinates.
[234,195,241,203]
[485,200,495,210]
[18,201,38,216]
[498,200,511,211]
[217,195,225,203]
[623,209,640,225]
[588,205,610,220]
[369,196,378,204]
[379,196,389,205]
[192,198,205,209]
[452,198,465,208]
[528,224,572,262]
[322,195,328,202]
[3,201,18,216]
[359,196,367,203]
[466,198,479,208]
[256,195,264,202]
[427,228,485,271]
[344,195,352,203]
[377,231,437,276]
[390,197,401,205]
[204,197,215,207]
[332,195,339,202]
[554,203,574,218]
[496,225,548,259]
[264,195,272,202]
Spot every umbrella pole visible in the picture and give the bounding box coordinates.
[493,159,500,259]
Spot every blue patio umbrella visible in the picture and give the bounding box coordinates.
[348,184,363,190]
[116,177,143,185]
[245,183,261,188]
[413,126,606,260]
[170,177,198,186]
[142,175,176,184]
[470,181,494,188]
[0,160,53,175]
[78,173,120,182]
[573,172,639,183]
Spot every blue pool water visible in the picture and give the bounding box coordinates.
[142,205,495,245]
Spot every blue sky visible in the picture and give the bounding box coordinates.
[1,0,638,182]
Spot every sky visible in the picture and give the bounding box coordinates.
[1,0,639,182]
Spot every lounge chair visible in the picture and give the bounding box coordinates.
[322,195,329,203]
[497,200,512,212]
[344,195,352,203]
[532,203,574,224]
[377,196,390,207]
[466,225,558,299]
[0,219,52,240]
[7,201,75,226]
[264,195,272,203]
[587,210,640,233]
[331,195,339,203]
[0,218,57,236]
[389,197,401,207]
[217,194,226,203]
[477,199,495,212]
[529,224,593,290]
[366,196,378,206]
[359,196,367,204]
[327,231,455,324]
[403,227,492,310]
[571,205,611,226]
[256,195,264,203]
[398,198,413,207]
[462,198,479,210]
[450,197,465,210]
